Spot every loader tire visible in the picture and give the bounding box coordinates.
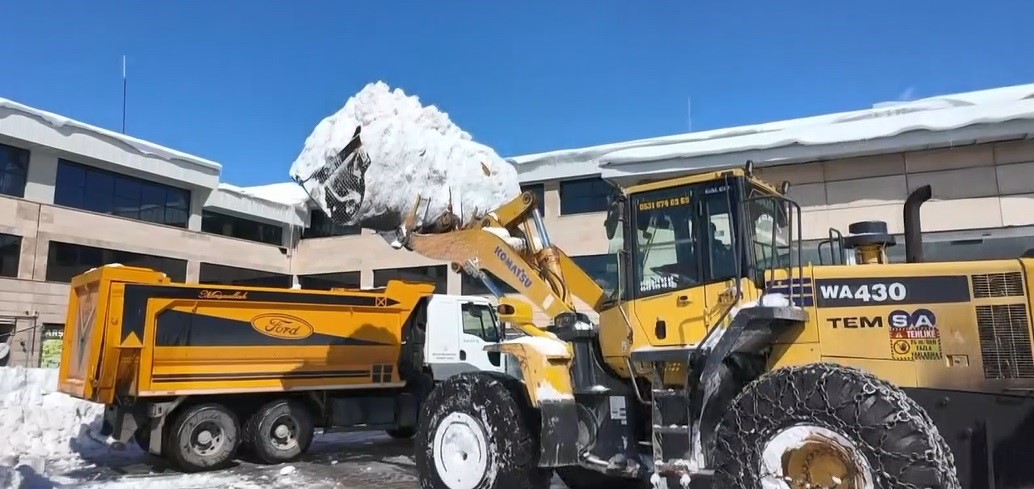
[711,363,960,489]
[415,372,551,489]
[165,403,240,473]
[244,399,315,465]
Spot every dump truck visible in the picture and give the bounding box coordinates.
[314,158,1034,489]
[55,265,516,472]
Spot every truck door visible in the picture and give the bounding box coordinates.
[424,296,507,380]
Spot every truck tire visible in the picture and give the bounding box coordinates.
[554,467,649,489]
[415,372,551,489]
[711,363,960,489]
[244,399,315,465]
[165,403,240,472]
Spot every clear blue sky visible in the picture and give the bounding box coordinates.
[2,1,1032,186]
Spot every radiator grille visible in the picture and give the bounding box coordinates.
[977,304,1034,379]
[971,272,1025,298]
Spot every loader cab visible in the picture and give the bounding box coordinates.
[421,294,510,380]
[604,164,800,343]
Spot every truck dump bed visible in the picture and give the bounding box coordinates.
[57,264,436,404]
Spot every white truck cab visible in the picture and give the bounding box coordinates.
[421,294,520,380]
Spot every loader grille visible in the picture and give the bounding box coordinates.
[971,272,1025,298]
[976,303,1034,379]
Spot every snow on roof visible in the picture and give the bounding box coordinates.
[509,83,1034,170]
[217,182,312,207]
[0,97,222,171]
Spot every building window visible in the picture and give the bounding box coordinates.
[460,270,517,296]
[571,254,619,294]
[0,233,20,278]
[303,210,361,239]
[0,142,29,198]
[199,262,292,288]
[559,177,611,215]
[54,159,191,228]
[202,210,284,246]
[46,241,187,283]
[298,271,361,290]
[374,265,448,294]
[521,183,545,214]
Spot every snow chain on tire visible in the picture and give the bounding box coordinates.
[711,363,961,489]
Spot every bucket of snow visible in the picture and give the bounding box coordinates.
[288,82,521,236]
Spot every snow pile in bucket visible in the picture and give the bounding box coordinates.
[288,81,521,239]
[0,367,135,471]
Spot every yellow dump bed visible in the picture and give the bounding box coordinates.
[56,264,435,404]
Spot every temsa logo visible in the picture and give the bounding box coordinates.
[251,313,314,340]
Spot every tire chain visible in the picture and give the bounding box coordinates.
[713,363,961,489]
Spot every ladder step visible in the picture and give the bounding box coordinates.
[652,425,689,435]
[651,389,686,398]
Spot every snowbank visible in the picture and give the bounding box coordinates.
[288,82,521,236]
[0,367,134,473]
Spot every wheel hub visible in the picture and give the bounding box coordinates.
[190,422,225,456]
[432,412,489,489]
[270,414,299,450]
[760,425,874,489]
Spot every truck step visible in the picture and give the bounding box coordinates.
[630,345,698,364]
[651,388,686,398]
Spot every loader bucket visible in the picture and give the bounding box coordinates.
[293,125,372,226]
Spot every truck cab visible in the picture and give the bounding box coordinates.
[420,294,517,380]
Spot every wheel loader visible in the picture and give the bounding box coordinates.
[312,150,1034,488]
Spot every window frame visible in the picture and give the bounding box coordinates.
[559,177,611,215]
[45,241,188,283]
[0,233,21,278]
[0,142,30,199]
[54,159,191,228]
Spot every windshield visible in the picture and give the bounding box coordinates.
[628,179,741,298]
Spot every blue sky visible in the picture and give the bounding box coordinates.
[2,1,1032,187]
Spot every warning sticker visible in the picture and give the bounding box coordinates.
[889,309,943,361]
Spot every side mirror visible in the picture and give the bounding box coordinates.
[604,192,625,240]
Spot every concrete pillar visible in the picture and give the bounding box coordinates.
[187,191,207,232]
[185,260,200,283]
[447,268,461,294]
[23,151,58,204]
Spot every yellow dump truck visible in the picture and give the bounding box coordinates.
[56,264,514,472]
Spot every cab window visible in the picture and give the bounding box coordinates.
[461,302,501,342]
[630,188,699,297]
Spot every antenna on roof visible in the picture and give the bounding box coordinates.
[687,97,693,132]
[121,55,127,134]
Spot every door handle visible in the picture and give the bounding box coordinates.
[677,295,691,306]
[460,350,466,361]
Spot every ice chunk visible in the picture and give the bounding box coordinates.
[288,82,521,235]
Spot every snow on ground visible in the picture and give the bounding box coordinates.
[0,367,574,489]
[288,81,521,235]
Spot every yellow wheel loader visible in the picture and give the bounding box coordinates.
[317,151,1032,488]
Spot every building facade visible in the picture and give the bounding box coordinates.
[3,84,1034,366]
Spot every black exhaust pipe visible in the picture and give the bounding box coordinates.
[904,184,932,263]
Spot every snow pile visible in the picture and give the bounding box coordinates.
[0,367,129,472]
[288,81,521,239]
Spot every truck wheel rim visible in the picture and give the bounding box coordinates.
[759,425,874,489]
[190,421,225,456]
[270,414,299,451]
[432,412,489,489]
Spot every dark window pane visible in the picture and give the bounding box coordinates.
[459,269,517,295]
[0,233,21,278]
[302,210,361,239]
[559,177,610,215]
[571,254,619,295]
[53,159,191,228]
[45,241,186,283]
[521,183,545,214]
[374,265,448,294]
[298,271,361,290]
[199,262,292,288]
[0,142,29,198]
[201,210,284,246]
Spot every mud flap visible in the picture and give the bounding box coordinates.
[293,125,372,225]
[538,400,580,467]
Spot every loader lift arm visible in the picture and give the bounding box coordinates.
[397,189,609,328]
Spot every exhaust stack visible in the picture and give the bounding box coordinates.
[904,185,932,264]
